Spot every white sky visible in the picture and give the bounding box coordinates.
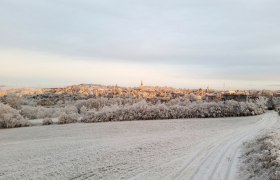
[1,0,280,90]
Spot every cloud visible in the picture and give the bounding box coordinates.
[0,0,280,89]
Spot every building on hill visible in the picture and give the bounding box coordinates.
[206,86,211,93]
[221,93,261,102]
[275,91,280,97]
[205,93,217,102]
[140,80,144,89]
[222,94,250,102]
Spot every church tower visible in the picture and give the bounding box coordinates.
[206,85,210,93]
[140,80,144,89]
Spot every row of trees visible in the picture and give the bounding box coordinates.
[81,100,266,123]
[0,96,268,128]
[74,97,143,112]
[20,106,62,119]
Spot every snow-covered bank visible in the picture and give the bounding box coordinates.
[0,111,278,179]
[239,127,280,180]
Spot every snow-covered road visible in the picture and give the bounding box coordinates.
[0,111,279,180]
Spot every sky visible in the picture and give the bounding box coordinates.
[0,0,280,90]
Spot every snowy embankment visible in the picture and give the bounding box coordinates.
[0,111,278,180]
[239,127,280,180]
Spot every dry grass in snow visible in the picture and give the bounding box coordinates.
[240,129,280,180]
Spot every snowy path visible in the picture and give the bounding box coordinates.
[154,112,278,180]
[0,111,279,180]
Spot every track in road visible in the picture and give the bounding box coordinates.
[132,111,279,180]
[1,111,279,180]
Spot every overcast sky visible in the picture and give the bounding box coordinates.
[1,0,280,89]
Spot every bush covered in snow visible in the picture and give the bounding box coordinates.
[21,106,62,119]
[42,118,53,125]
[255,96,269,110]
[0,103,29,128]
[74,97,143,112]
[81,100,266,123]
[4,94,22,110]
[58,112,79,124]
[58,105,79,124]
[240,131,280,180]
[272,97,280,112]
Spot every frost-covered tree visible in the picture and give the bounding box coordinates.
[5,93,22,110]
[81,100,265,123]
[21,106,38,119]
[64,105,78,114]
[80,106,88,115]
[21,106,61,119]
[272,97,280,110]
[58,105,79,124]
[255,96,268,109]
[74,97,143,112]
[188,93,198,102]
[58,112,78,124]
[0,103,29,128]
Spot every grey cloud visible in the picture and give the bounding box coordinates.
[0,0,280,88]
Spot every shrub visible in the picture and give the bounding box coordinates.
[21,106,61,119]
[240,131,280,180]
[4,93,22,110]
[81,100,265,123]
[57,105,80,124]
[42,118,53,125]
[0,103,29,128]
[74,97,143,112]
[64,105,78,114]
[58,112,78,124]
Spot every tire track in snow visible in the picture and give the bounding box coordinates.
[131,111,279,180]
[1,112,278,180]
[186,111,278,180]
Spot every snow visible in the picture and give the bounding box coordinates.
[0,111,279,179]
[239,126,280,180]
[28,118,59,126]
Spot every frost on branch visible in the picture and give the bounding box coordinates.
[4,93,22,110]
[240,131,280,180]
[0,103,29,128]
[81,100,265,123]
[21,106,61,119]
[58,105,79,124]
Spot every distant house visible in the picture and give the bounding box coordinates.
[275,91,280,97]
[205,93,217,102]
[221,94,251,102]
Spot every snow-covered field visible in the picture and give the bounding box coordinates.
[0,111,279,180]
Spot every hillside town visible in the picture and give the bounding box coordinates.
[0,82,279,106]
